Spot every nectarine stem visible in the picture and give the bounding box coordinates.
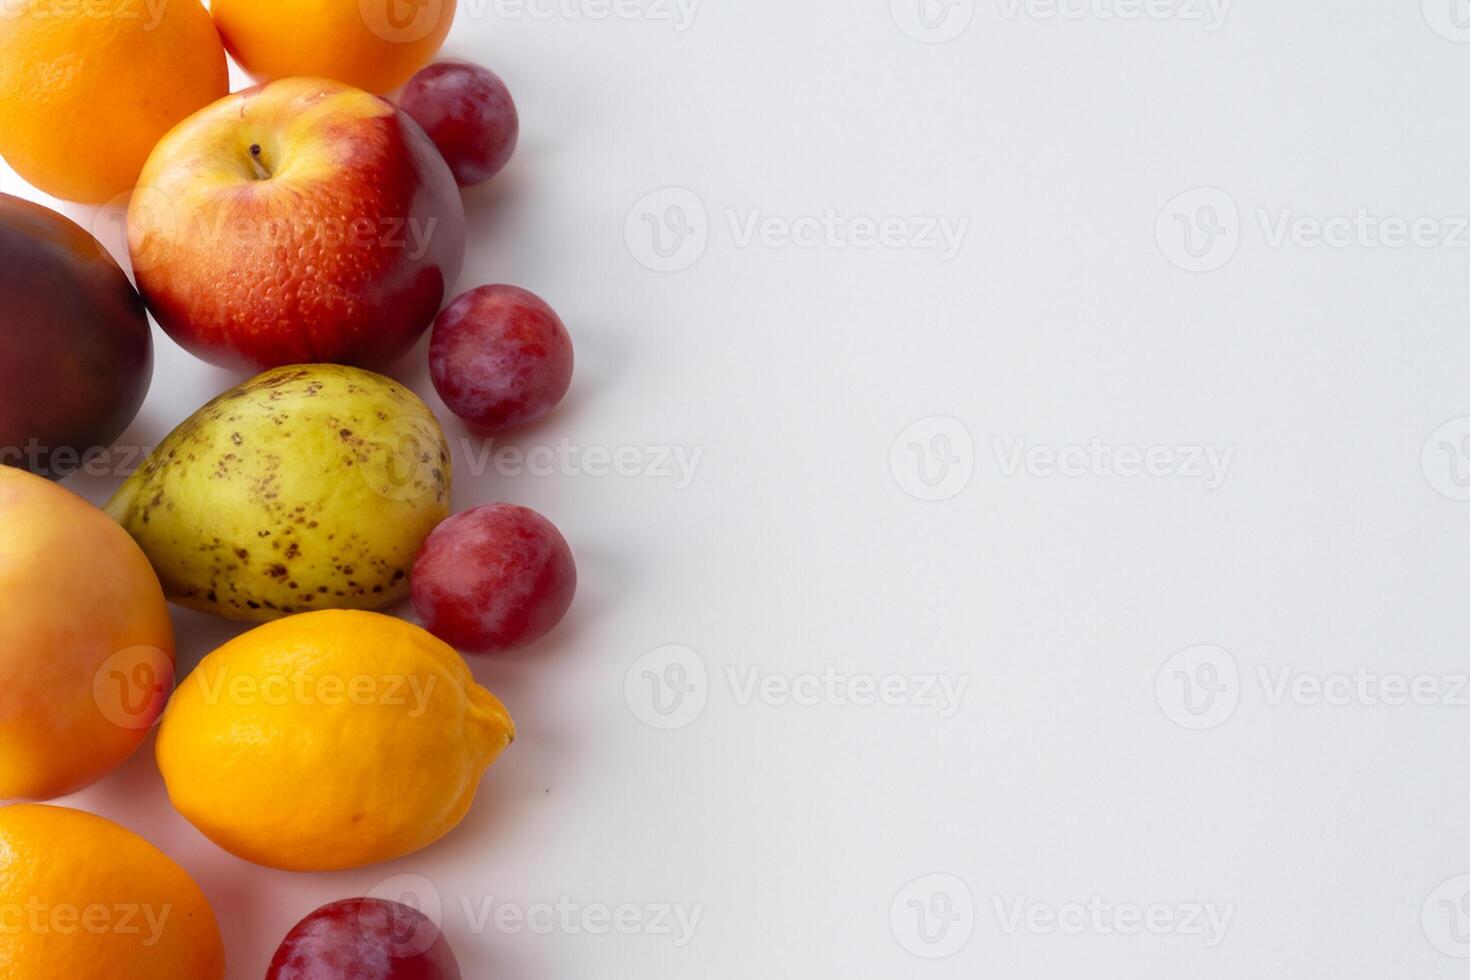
[247,143,270,180]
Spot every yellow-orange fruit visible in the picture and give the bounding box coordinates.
[0,466,174,800]
[0,0,228,202]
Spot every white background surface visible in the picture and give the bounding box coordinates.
[7,0,1470,975]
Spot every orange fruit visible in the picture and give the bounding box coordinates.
[0,804,225,978]
[0,0,228,203]
[212,0,455,94]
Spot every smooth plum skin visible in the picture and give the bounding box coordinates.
[412,504,577,654]
[428,285,573,432]
[397,62,519,187]
[0,194,152,478]
[266,898,462,980]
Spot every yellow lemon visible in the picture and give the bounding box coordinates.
[0,804,225,979]
[155,610,513,871]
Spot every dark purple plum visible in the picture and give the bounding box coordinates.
[412,503,577,654]
[397,62,518,187]
[0,193,151,478]
[428,284,573,432]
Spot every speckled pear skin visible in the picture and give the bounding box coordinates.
[106,364,451,622]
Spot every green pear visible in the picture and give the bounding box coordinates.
[107,364,451,621]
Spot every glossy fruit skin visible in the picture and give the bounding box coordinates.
[156,610,514,871]
[0,466,174,800]
[0,804,225,978]
[105,365,451,623]
[267,899,462,980]
[397,62,519,186]
[0,195,152,479]
[128,78,466,372]
[412,504,576,653]
[211,0,454,94]
[429,285,573,431]
[0,0,228,202]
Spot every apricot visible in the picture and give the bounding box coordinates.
[0,466,174,799]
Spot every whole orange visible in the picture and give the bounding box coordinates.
[0,804,225,978]
[0,0,228,203]
[212,0,455,94]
